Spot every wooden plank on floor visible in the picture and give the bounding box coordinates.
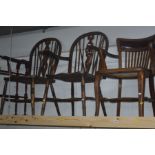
[0,116,155,128]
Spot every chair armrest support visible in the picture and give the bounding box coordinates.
[59,56,70,61]
[39,51,70,62]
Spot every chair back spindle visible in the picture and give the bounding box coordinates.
[117,38,152,70]
[121,47,151,69]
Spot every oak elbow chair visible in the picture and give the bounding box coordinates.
[41,31,117,116]
[95,36,155,117]
[0,38,62,115]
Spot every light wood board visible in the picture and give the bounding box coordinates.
[0,115,155,128]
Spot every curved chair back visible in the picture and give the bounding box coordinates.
[117,36,155,70]
[29,38,62,77]
[68,31,109,75]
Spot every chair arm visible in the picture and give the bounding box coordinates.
[0,55,28,64]
[90,45,118,59]
[0,55,30,76]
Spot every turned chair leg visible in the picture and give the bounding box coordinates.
[41,82,61,116]
[31,79,35,115]
[41,81,49,115]
[15,79,19,115]
[99,87,107,116]
[81,76,86,116]
[0,79,8,115]
[149,75,155,116]
[24,82,28,115]
[138,71,145,117]
[116,79,122,116]
[71,82,75,116]
[94,72,102,116]
[50,84,61,116]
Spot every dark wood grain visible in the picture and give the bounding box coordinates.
[95,35,155,117]
[0,38,62,116]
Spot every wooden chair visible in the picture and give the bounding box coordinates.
[41,31,118,116]
[0,38,62,115]
[95,35,155,117]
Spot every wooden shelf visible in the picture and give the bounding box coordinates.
[0,115,155,128]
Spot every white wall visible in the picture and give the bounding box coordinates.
[1,26,155,57]
[0,26,155,118]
